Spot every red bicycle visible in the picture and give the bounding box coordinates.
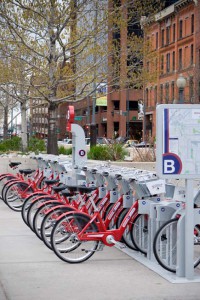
[50,190,139,263]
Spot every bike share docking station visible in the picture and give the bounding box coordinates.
[156,104,200,282]
[65,104,200,283]
[66,105,87,185]
[118,104,200,283]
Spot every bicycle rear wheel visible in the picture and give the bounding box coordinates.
[51,212,100,263]
[0,174,16,199]
[33,202,72,239]
[27,199,60,230]
[41,206,75,249]
[153,218,200,273]
[2,178,20,202]
[21,193,50,225]
[116,208,138,251]
[131,214,148,254]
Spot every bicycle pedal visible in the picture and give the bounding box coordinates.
[106,235,126,249]
[115,241,126,249]
[81,249,97,253]
[82,242,105,253]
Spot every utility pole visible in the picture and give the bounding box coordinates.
[90,1,98,147]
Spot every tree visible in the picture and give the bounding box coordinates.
[0,0,109,154]
[0,0,164,154]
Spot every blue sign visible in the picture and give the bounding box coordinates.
[162,153,182,175]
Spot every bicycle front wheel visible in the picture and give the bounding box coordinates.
[51,212,100,263]
[153,218,200,273]
[4,181,34,211]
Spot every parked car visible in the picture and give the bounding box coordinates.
[97,137,110,145]
[135,141,151,148]
[62,138,72,144]
[115,136,128,144]
[124,139,139,148]
[85,138,90,145]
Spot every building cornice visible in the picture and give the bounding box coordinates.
[151,0,194,24]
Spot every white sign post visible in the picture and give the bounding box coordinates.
[156,104,200,280]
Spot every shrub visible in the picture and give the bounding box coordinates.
[0,136,22,152]
[87,145,111,160]
[58,146,72,155]
[28,137,46,153]
[88,143,128,161]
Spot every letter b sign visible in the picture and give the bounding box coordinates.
[164,160,175,173]
[163,153,182,175]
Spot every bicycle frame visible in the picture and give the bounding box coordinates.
[60,195,139,247]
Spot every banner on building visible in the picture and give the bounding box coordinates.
[96,83,107,106]
[96,96,107,106]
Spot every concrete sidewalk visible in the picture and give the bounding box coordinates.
[0,200,200,300]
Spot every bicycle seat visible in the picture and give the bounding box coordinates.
[82,166,88,171]
[77,186,97,193]
[115,174,122,180]
[19,169,35,175]
[102,171,109,176]
[65,185,79,192]
[61,189,72,197]
[52,185,68,192]
[44,179,60,185]
[9,162,21,168]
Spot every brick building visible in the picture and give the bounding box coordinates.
[31,0,199,143]
[144,0,200,142]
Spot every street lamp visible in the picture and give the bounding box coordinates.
[176,74,186,104]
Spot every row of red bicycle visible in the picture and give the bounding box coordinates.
[1,155,200,273]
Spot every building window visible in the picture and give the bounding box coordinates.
[191,44,194,65]
[173,23,176,42]
[146,88,149,107]
[189,76,194,102]
[185,16,190,36]
[179,20,183,39]
[171,81,175,102]
[179,48,182,69]
[161,29,165,46]
[172,51,175,71]
[129,101,138,111]
[155,58,158,72]
[161,55,164,74]
[166,26,170,45]
[165,83,169,103]
[166,53,170,73]
[160,84,163,103]
[154,86,157,104]
[156,32,158,49]
[191,14,194,34]
[113,100,120,110]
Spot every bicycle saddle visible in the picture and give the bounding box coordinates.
[61,189,72,197]
[9,162,21,168]
[44,179,60,185]
[19,169,35,175]
[77,186,97,193]
[52,184,68,192]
